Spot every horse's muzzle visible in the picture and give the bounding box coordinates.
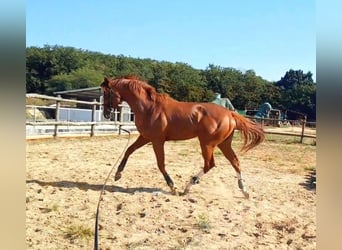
[103,109,113,119]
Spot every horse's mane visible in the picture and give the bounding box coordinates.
[112,75,169,102]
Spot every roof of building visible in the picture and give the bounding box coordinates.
[54,87,102,101]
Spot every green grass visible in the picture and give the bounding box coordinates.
[304,166,316,171]
[63,223,93,241]
[51,203,59,212]
[196,213,211,231]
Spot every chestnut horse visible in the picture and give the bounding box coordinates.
[101,76,265,198]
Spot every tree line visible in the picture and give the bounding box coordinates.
[26,45,316,121]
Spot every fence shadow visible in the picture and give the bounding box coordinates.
[26,179,166,194]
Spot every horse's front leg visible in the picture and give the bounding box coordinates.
[114,135,150,181]
[152,141,178,195]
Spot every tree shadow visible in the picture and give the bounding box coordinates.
[26,179,167,194]
[299,169,316,191]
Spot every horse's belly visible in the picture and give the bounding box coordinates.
[167,133,197,141]
[165,127,197,141]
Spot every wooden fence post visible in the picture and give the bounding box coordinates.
[33,106,36,122]
[54,95,61,137]
[300,116,307,143]
[91,99,96,137]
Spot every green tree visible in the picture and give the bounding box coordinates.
[164,62,206,101]
[45,68,103,95]
[201,65,243,104]
[276,69,314,90]
[26,45,315,121]
[276,69,316,120]
[26,45,88,93]
[26,46,53,93]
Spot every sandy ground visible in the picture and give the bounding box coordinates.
[26,132,316,249]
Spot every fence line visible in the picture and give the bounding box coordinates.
[26,93,135,138]
[26,121,134,126]
[26,93,100,105]
[245,115,316,142]
[26,93,316,141]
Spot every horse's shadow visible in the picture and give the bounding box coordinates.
[26,179,167,194]
[299,169,316,191]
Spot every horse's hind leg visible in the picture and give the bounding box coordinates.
[218,135,249,198]
[115,135,150,181]
[183,142,215,195]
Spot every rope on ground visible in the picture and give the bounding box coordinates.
[93,129,131,250]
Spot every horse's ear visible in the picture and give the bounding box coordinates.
[102,77,109,87]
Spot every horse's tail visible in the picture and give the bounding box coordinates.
[231,111,265,152]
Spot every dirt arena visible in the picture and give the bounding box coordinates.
[26,131,316,249]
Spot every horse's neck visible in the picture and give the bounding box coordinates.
[122,91,154,115]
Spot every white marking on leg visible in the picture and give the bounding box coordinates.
[237,172,249,198]
[195,170,204,179]
[183,170,205,194]
[236,172,242,181]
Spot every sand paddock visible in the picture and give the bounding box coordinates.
[26,133,316,249]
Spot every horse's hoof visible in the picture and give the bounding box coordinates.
[170,187,179,196]
[242,191,250,199]
[180,189,189,196]
[114,173,122,181]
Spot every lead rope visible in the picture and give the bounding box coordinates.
[94,128,131,250]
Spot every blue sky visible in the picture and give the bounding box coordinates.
[26,0,316,82]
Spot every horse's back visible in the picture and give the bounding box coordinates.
[164,101,231,120]
[160,101,235,141]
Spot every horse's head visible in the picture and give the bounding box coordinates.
[100,77,123,119]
